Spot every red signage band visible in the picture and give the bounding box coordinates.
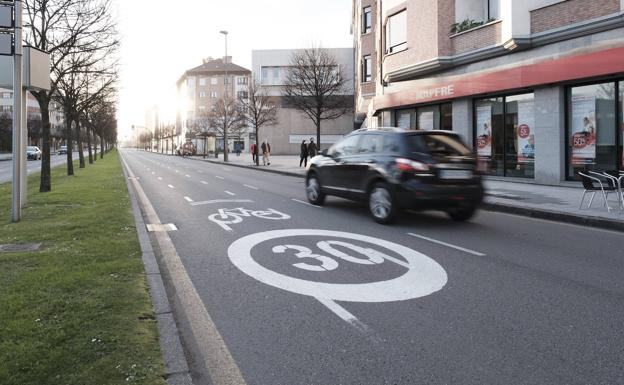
[373,46,624,112]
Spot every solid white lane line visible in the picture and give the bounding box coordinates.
[184,196,194,203]
[201,181,208,185]
[292,198,322,208]
[215,176,224,180]
[225,191,236,196]
[316,297,380,342]
[244,184,259,190]
[168,184,175,189]
[407,233,486,256]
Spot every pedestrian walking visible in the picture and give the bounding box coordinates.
[261,140,271,166]
[299,140,309,167]
[308,138,318,158]
[250,143,257,164]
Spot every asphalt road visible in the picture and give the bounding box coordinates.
[122,149,624,385]
[0,151,77,183]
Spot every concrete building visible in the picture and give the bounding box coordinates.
[176,57,251,154]
[252,48,355,155]
[352,0,624,185]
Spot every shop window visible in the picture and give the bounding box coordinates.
[505,94,535,178]
[475,97,505,176]
[440,103,453,131]
[620,81,624,169]
[417,106,440,130]
[395,109,414,129]
[567,82,618,178]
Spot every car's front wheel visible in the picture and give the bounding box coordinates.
[368,182,398,224]
[306,174,325,205]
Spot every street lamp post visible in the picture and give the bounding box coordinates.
[220,30,228,162]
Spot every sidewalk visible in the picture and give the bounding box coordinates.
[182,153,623,231]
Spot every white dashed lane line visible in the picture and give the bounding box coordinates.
[168,184,175,189]
[201,181,208,185]
[225,191,236,196]
[407,233,486,257]
[158,177,163,181]
[215,176,224,180]
[185,174,191,178]
[244,184,259,190]
[184,196,194,203]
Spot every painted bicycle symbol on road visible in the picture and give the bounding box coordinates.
[209,207,290,231]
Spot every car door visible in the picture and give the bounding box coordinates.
[349,134,384,196]
[323,134,361,196]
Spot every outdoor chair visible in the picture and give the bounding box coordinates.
[601,170,624,210]
[578,171,618,212]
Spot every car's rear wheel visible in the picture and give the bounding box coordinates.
[306,174,325,205]
[447,206,477,221]
[368,182,398,224]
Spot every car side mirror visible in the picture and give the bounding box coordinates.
[321,149,329,157]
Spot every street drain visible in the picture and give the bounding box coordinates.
[146,223,178,232]
[0,243,42,253]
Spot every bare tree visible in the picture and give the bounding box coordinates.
[238,82,278,165]
[207,97,246,162]
[283,48,351,151]
[24,0,119,186]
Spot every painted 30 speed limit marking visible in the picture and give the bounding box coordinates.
[228,229,447,303]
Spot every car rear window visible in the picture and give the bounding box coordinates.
[27,146,37,151]
[405,134,471,156]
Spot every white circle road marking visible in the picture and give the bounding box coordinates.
[228,229,448,303]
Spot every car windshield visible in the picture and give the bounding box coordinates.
[27,146,37,151]
[405,134,471,156]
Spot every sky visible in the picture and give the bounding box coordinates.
[114,0,354,141]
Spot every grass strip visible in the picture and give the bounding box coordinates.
[0,150,167,385]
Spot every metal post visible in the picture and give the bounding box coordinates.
[12,0,23,222]
[20,82,26,207]
[220,30,228,162]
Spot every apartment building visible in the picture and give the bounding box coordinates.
[0,88,65,150]
[352,0,624,185]
[252,48,355,155]
[176,57,251,153]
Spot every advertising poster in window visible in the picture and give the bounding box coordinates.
[418,111,434,130]
[517,100,535,164]
[476,105,492,158]
[570,95,596,165]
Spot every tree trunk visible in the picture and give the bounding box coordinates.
[87,126,93,164]
[100,134,104,159]
[223,124,229,162]
[38,98,52,192]
[92,129,97,162]
[316,120,321,154]
[76,119,85,168]
[65,111,74,176]
[255,125,260,166]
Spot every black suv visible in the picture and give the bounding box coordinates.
[305,128,484,224]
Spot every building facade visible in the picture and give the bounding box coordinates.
[252,48,355,155]
[176,57,251,154]
[352,0,624,185]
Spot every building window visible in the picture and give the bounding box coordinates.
[187,78,195,86]
[237,91,248,99]
[199,91,206,98]
[386,10,407,54]
[362,55,372,82]
[237,76,248,85]
[211,91,218,98]
[394,103,453,131]
[566,81,622,179]
[224,76,231,85]
[475,92,535,178]
[362,6,372,34]
[2,106,11,112]
[261,66,282,85]
[488,0,500,20]
[199,77,207,86]
[211,77,218,85]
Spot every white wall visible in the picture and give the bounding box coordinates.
[500,0,566,41]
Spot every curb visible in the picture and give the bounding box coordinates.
[121,156,194,385]
[482,202,624,232]
[140,151,623,232]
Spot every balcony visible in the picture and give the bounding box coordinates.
[450,19,502,55]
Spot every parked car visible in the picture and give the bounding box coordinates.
[58,145,67,155]
[305,128,484,224]
[26,146,42,160]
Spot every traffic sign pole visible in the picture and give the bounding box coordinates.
[11,0,23,222]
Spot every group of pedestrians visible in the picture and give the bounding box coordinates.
[250,140,272,166]
[299,138,318,167]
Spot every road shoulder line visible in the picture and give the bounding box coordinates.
[120,154,194,385]
[121,153,247,385]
